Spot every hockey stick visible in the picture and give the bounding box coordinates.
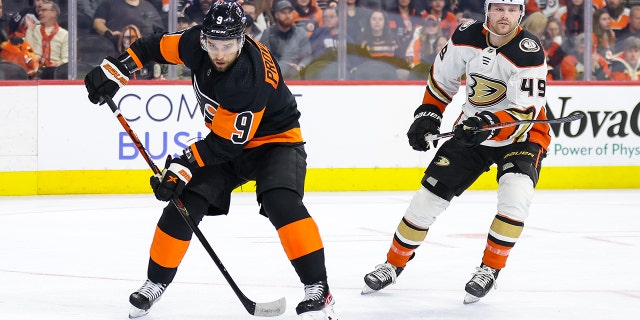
[425,113,585,141]
[103,96,286,317]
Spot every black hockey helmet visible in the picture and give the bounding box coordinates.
[201,0,247,40]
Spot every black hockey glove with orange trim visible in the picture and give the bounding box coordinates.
[150,155,193,201]
[84,56,129,104]
[453,111,501,148]
[407,104,442,151]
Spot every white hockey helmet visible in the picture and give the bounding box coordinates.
[485,0,526,21]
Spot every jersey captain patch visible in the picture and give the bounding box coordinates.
[519,38,541,53]
[467,73,507,107]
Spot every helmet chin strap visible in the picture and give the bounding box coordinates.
[482,10,523,39]
[482,21,519,38]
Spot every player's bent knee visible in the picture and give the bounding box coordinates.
[404,186,450,227]
[497,173,533,221]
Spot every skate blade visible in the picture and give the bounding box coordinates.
[463,293,480,304]
[360,284,377,295]
[128,305,150,318]
[299,309,338,320]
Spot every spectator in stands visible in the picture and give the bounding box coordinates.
[292,0,323,37]
[24,0,67,79]
[1,0,10,44]
[593,8,616,62]
[358,9,397,56]
[453,0,483,22]
[387,0,421,61]
[78,0,102,19]
[609,36,640,80]
[535,0,561,18]
[244,13,261,40]
[593,0,606,10]
[260,0,312,80]
[522,11,547,41]
[605,0,630,34]
[310,6,341,59]
[241,1,264,40]
[555,0,585,38]
[560,32,610,80]
[346,0,371,44]
[183,0,213,24]
[422,0,458,38]
[405,14,442,67]
[93,0,164,51]
[522,11,563,80]
[6,0,42,39]
[357,8,410,77]
[117,23,165,80]
[307,5,365,73]
[253,0,275,34]
[615,6,640,53]
[543,16,567,79]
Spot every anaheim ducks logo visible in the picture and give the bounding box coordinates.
[519,38,540,52]
[467,73,507,107]
[434,156,450,166]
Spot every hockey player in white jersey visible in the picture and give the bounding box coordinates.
[362,0,551,304]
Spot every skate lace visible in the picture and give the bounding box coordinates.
[138,280,166,300]
[471,266,498,290]
[371,263,397,284]
[302,282,325,302]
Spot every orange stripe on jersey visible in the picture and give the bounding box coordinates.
[149,226,190,268]
[126,48,143,70]
[189,144,205,167]
[277,217,324,260]
[209,106,265,144]
[159,34,184,65]
[245,127,303,148]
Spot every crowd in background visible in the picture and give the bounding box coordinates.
[1,0,640,80]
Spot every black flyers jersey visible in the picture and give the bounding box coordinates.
[126,27,303,167]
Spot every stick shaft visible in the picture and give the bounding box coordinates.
[425,113,585,141]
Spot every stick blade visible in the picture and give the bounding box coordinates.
[250,297,286,317]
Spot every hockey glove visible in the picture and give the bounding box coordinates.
[407,104,443,151]
[150,155,193,201]
[453,111,501,148]
[84,56,130,105]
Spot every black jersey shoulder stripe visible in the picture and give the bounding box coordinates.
[450,21,487,50]
[497,29,546,68]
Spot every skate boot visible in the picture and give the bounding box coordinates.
[296,280,337,320]
[463,264,500,304]
[128,279,168,318]
[361,262,403,294]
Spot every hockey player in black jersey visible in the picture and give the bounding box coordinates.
[84,1,337,319]
[363,0,551,305]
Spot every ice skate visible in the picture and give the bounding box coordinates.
[128,279,168,318]
[296,281,337,320]
[361,262,403,294]
[463,264,499,304]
